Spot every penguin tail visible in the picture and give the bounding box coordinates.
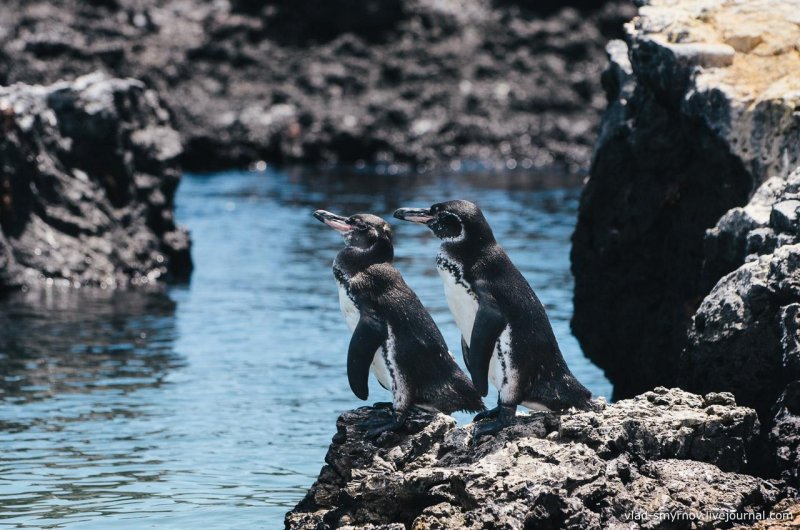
[441,370,486,414]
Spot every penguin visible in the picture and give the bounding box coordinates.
[394,200,592,438]
[313,210,485,438]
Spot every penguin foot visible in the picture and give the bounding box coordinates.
[473,405,500,422]
[371,401,394,411]
[358,416,394,428]
[472,404,516,441]
[362,411,408,440]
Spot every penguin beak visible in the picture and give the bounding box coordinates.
[313,210,352,233]
[393,207,433,224]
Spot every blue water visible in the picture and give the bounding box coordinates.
[0,168,611,528]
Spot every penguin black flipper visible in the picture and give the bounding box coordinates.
[348,309,387,400]
[461,336,470,371]
[469,283,507,397]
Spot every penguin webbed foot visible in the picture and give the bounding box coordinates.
[472,404,516,442]
[371,401,394,411]
[362,410,408,440]
[473,405,501,422]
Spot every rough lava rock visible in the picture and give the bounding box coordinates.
[572,0,800,487]
[682,245,799,423]
[702,170,800,290]
[571,0,800,399]
[286,388,795,530]
[0,0,635,173]
[0,72,192,292]
[682,170,800,484]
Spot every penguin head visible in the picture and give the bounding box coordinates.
[394,200,493,245]
[314,210,393,260]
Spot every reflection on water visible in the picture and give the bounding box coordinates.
[0,167,610,528]
[0,290,179,406]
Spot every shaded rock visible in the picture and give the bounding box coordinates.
[286,388,791,529]
[573,0,800,488]
[770,382,800,487]
[0,72,191,292]
[682,245,800,418]
[230,0,408,45]
[572,0,800,400]
[0,0,635,173]
[681,167,800,484]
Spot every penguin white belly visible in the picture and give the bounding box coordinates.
[437,262,479,343]
[337,282,360,332]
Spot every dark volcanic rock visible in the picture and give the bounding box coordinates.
[682,170,800,484]
[230,0,408,44]
[682,245,800,418]
[771,382,800,487]
[0,72,191,292]
[0,0,635,173]
[572,0,800,487]
[571,0,800,400]
[702,172,800,291]
[286,388,791,530]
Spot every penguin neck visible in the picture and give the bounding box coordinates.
[441,228,496,267]
[336,238,394,275]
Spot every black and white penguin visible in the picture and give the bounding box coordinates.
[313,210,485,438]
[394,200,592,438]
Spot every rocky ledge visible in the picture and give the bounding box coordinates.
[0,0,634,172]
[0,72,192,292]
[571,0,800,485]
[286,388,799,530]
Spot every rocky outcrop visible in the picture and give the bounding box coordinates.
[0,72,191,292]
[571,0,800,399]
[0,0,635,172]
[682,170,800,484]
[571,0,800,486]
[286,388,797,529]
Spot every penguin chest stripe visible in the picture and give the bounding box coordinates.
[436,254,479,343]
[337,282,360,332]
[334,267,360,332]
[489,326,514,395]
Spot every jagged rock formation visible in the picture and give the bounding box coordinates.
[0,72,192,292]
[286,388,796,530]
[571,0,800,399]
[683,170,800,485]
[571,0,800,486]
[0,0,635,172]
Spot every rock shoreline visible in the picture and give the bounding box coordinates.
[286,388,796,530]
[0,0,634,173]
